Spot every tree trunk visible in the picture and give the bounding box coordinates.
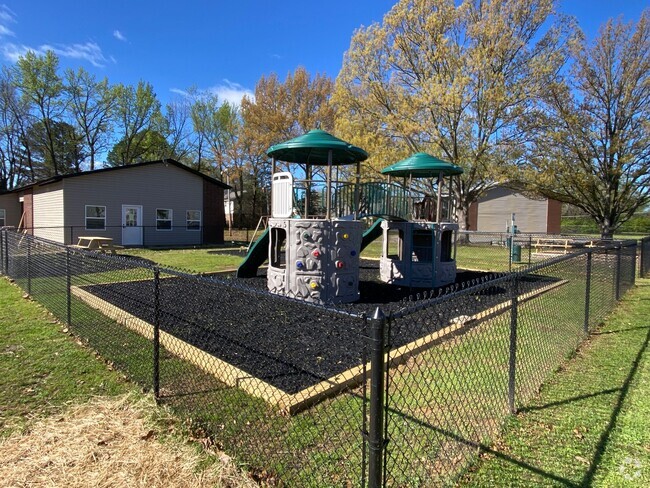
[600,217,614,240]
[455,200,471,244]
[456,201,471,231]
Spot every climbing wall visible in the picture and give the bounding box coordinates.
[267,218,362,304]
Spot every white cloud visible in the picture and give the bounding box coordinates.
[0,41,110,67]
[0,7,111,67]
[113,30,126,42]
[0,4,16,37]
[0,42,28,62]
[209,80,255,105]
[169,80,254,106]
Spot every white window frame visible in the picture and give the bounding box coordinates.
[156,208,173,231]
[0,209,6,227]
[186,210,201,231]
[85,205,106,231]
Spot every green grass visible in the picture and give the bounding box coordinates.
[0,278,131,434]
[461,278,650,487]
[121,246,245,273]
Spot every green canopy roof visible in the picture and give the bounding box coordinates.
[381,152,463,177]
[266,129,368,165]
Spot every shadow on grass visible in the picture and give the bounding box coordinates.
[385,405,578,486]
[440,324,650,487]
[580,325,650,486]
[517,387,621,414]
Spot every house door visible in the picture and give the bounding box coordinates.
[122,205,143,246]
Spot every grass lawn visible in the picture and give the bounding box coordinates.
[0,278,130,434]
[121,246,245,273]
[461,278,650,486]
[0,277,255,486]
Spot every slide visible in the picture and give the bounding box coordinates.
[236,228,270,278]
[360,218,384,252]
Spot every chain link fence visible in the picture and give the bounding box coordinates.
[641,236,650,278]
[454,230,620,273]
[378,240,638,485]
[0,229,642,487]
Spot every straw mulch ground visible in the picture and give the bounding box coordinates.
[0,395,256,488]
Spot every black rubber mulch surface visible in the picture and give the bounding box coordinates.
[83,261,558,395]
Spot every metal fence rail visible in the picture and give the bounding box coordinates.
[0,229,643,487]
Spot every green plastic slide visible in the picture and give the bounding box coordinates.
[236,228,270,278]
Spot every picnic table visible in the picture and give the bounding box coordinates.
[70,236,123,254]
[532,237,586,254]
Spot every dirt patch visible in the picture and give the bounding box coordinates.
[0,395,256,488]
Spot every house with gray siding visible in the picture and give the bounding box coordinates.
[468,186,561,234]
[0,159,229,246]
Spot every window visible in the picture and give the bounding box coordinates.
[440,230,453,262]
[412,229,433,262]
[85,205,106,230]
[270,227,287,268]
[0,209,5,227]
[156,209,173,230]
[386,228,403,260]
[186,210,201,231]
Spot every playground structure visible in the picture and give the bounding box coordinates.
[379,153,464,288]
[236,130,464,302]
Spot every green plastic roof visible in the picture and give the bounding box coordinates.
[381,152,463,177]
[266,129,368,165]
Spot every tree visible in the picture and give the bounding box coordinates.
[13,50,67,175]
[65,67,116,171]
[524,10,650,238]
[189,93,233,175]
[26,119,86,177]
[163,96,193,164]
[333,0,571,230]
[0,69,33,189]
[110,81,163,165]
[241,67,335,154]
[192,96,253,223]
[106,129,172,166]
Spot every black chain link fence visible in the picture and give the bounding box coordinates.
[379,240,638,485]
[0,229,642,487]
[454,231,621,273]
[641,236,650,278]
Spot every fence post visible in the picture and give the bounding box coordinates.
[0,229,4,275]
[584,251,592,335]
[508,232,513,273]
[508,274,519,414]
[26,236,31,296]
[528,235,532,266]
[3,230,8,275]
[69,226,73,245]
[153,266,160,400]
[66,248,72,326]
[368,307,387,488]
[632,244,637,286]
[615,245,622,301]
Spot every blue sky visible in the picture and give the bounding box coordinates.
[0,0,647,107]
